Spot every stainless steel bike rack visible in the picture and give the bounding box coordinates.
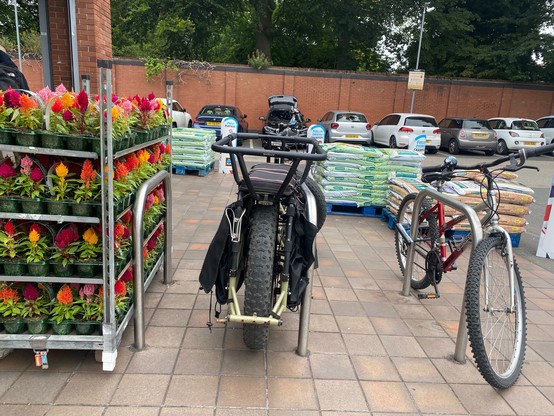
[402,188,483,363]
[133,170,173,350]
[296,183,318,357]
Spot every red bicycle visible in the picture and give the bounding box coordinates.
[394,143,554,389]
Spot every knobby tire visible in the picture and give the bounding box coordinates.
[465,236,526,389]
[243,204,279,349]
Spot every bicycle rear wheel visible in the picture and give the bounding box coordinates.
[465,236,526,389]
[394,193,438,289]
[243,204,278,350]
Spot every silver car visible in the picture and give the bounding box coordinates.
[438,117,497,156]
[318,110,371,144]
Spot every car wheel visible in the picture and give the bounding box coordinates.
[188,120,192,128]
[426,147,438,154]
[497,140,509,155]
[324,131,330,144]
[390,136,397,148]
[448,139,460,155]
[172,121,177,128]
[484,149,495,156]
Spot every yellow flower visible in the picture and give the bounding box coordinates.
[153,195,159,205]
[138,150,149,165]
[61,92,75,109]
[55,162,69,179]
[29,229,40,244]
[112,106,120,121]
[83,227,98,245]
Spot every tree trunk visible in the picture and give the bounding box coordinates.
[251,0,275,60]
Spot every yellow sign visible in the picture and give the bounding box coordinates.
[408,71,425,90]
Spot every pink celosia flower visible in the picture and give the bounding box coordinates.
[30,166,43,182]
[79,284,96,299]
[121,100,132,112]
[37,86,55,104]
[0,163,18,179]
[145,193,154,210]
[55,84,67,94]
[20,155,33,175]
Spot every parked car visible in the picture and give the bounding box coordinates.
[437,117,497,155]
[488,117,545,155]
[370,113,440,153]
[318,110,371,145]
[193,105,248,144]
[536,115,554,156]
[259,95,310,136]
[160,99,192,128]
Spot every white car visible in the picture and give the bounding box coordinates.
[536,115,554,156]
[160,99,192,128]
[488,117,545,155]
[370,113,441,153]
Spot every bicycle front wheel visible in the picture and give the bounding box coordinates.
[465,236,526,389]
[394,193,438,289]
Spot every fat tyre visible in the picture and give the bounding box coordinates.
[243,204,278,349]
[303,176,327,230]
[465,236,526,389]
[394,193,439,290]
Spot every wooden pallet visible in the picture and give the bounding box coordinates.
[171,162,215,177]
[326,203,384,218]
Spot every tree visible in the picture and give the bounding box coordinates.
[0,0,39,52]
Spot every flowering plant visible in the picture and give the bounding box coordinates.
[50,224,79,266]
[131,93,159,130]
[0,90,16,128]
[6,90,44,131]
[113,160,134,200]
[76,227,102,261]
[48,90,98,136]
[49,284,81,324]
[114,221,131,259]
[0,157,19,196]
[114,279,129,316]
[73,159,99,202]
[75,284,102,321]
[22,223,51,263]
[48,161,76,200]
[136,148,156,180]
[0,220,23,259]
[14,155,47,199]
[0,284,24,318]
[20,283,50,319]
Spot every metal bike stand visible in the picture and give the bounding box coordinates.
[402,188,483,363]
[296,183,319,356]
[133,170,173,350]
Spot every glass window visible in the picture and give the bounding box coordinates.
[448,119,461,129]
[438,119,450,128]
[172,102,183,112]
[268,109,292,122]
[463,119,491,129]
[380,115,400,125]
[404,117,438,127]
[512,120,539,131]
[337,113,367,123]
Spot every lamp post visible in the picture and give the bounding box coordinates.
[7,0,23,73]
[409,4,429,113]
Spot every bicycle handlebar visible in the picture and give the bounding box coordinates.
[212,132,328,161]
[422,143,554,174]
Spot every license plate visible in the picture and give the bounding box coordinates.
[426,140,431,144]
[523,141,537,145]
[473,133,487,138]
[345,134,359,138]
[207,121,220,126]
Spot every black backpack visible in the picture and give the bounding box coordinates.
[0,64,29,91]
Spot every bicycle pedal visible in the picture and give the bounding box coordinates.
[450,263,458,271]
[418,293,440,300]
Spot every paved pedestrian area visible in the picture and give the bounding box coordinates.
[1,171,554,415]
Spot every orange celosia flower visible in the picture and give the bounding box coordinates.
[0,287,19,304]
[80,159,96,185]
[165,144,171,154]
[83,227,98,245]
[29,228,40,244]
[60,92,75,109]
[114,161,129,180]
[114,222,125,239]
[153,146,161,163]
[55,162,69,179]
[137,149,150,165]
[153,195,159,205]
[19,94,39,112]
[143,247,148,259]
[98,287,104,298]
[56,284,73,305]
[112,106,120,121]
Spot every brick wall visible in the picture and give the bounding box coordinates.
[111,62,554,132]
[47,0,72,88]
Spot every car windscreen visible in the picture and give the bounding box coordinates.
[404,117,438,127]
[512,120,540,131]
[268,109,292,122]
[200,106,235,117]
[337,113,367,123]
[463,119,491,129]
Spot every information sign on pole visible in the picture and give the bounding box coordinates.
[408,70,425,90]
[307,124,325,153]
[218,117,238,174]
[536,175,554,259]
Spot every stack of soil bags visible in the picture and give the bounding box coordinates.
[171,128,216,169]
[387,170,534,235]
[314,143,425,207]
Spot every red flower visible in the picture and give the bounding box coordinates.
[114,161,129,181]
[51,99,64,113]
[121,210,132,225]
[121,267,133,283]
[115,279,127,297]
[30,166,43,182]
[138,98,152,112]
[3,89,20,108]
[30,223,42,234]
[55,224,79,249]
[0,163,18,179]
[147,237,155,251]
[4,221,15,237]
[23,283,40,301]
[0,94,3,106]
[147,92,156,101]
[75,89,89,112]
[62,109,74,121]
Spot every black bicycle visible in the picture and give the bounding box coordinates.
[199,132,327,349]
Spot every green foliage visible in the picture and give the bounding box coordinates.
[144,57,178,81]
[248,49,272,69]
